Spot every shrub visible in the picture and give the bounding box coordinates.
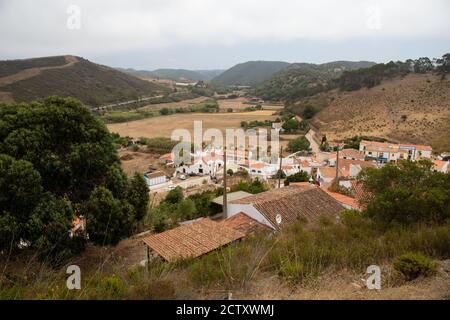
[133,279,176,300]
[96,275,128,299]
[278,260,304,283]
[393,252,436,280]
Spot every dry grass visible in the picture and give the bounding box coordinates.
[217,97,283,111]
[314,74,450,152]
[107,110,278,139]
[137,97,209,111]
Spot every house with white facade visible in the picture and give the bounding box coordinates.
[176,152,225,177]
[433,160,449,173]
[144,171,168,188]
[359,140,432,163]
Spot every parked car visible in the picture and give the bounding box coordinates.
[179,175,187,180]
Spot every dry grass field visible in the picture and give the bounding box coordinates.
[137,96,209,111]
[107,110,278,139]
[313,74,450,152]
[217,97,284,111]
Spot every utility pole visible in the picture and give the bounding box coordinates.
[335,145,340,185]
[278,146,283,189]
[223,147,228,219]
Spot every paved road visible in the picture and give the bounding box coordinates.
[306,129,320,153]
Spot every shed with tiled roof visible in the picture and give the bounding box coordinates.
[142,218,245,262]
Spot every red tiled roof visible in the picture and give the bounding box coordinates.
[230,186,344,229]
[350,180,371,207]
[142,218,245,262]
[322,189,361,210]
[339,149,364,159]
[222,212,271,235]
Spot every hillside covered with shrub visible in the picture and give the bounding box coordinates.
[0,56,170,107]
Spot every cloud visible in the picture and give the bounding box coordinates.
[0,0,449,63]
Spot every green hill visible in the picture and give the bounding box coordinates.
[212,61,290,86]
[118,68,224,82]
[256,61,375,101]
[0,56,170,107]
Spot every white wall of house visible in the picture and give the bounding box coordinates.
[227,203,275,229]
[145,175,167,187]
[339,180,352,189]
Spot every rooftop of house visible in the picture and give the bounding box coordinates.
[322,189,361,211]
[433,160,449,172]
[212,191,253,206]
[142,218,245,262]
[230,186,344,228]
[339,149,365,159]
[221,212,271,235]
[361,140,432,152]
[146,171,166,179]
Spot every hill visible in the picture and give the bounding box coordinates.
[119,68,224,82]
[212,61,290,86]
[312,73,450,152]
[256,61,375,101]
[0,56,170,107]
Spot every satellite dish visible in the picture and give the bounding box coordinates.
[276,214,282,225]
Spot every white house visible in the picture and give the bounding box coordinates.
[359,140,432,162]
[176,152,224,177]
[433,160,449,173]
[144,171,168,187]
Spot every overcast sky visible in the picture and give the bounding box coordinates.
[1,0,449,70]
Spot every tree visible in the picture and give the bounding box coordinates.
[127,173,149,221]
[282,119,300,132]
[84,187,133,245]
[273,169,286,179]
[160,107,171,115]
[301,105,316,119]
[0,97,148,260]
[164,186,184,204]
[176,199,196,220]
[284,171,310,186]
[287,136,310,152]
[358,160,450,227]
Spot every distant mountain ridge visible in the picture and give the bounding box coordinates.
[118,68,224,82]
[212,61,290,86]
[0,56,169,107]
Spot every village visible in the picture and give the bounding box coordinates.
[134,132,449,263]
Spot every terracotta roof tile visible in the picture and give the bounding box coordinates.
[231,186,344,229]
[142,218,245,262]
[222,212,271,235]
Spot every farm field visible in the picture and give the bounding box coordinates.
[217,97,284,111]
[137,96,209,111]
[107,110,278,139]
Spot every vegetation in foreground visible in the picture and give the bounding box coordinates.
[1,158,448,299]
[0,97,149,265]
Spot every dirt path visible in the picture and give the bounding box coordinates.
[0,55,78,87]
[306,129,320,153]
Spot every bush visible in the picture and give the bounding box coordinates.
[278,260,304,283]
[393,252,436,280]
[132,279,176,300]
[287,136,310,152]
